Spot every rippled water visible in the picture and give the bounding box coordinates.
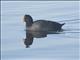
[1,1,80,60]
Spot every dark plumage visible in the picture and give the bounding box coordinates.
[23,14,65,48]
[24,14,65,32]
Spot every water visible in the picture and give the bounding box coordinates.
[1,1,80,60]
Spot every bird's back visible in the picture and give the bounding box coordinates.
[29,20,63,32]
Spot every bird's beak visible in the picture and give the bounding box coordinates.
[21,16,25,24]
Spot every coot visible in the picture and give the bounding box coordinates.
[24,15,65,32]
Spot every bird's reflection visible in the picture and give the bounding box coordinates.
[24,31,33,48]
[24,30,60,48]
[23,14,65,48]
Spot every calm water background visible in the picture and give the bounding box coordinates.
[1,1,80,60]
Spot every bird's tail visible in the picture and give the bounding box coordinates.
[61,23,65,26]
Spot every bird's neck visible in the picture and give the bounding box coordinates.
[25,19,33,27]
